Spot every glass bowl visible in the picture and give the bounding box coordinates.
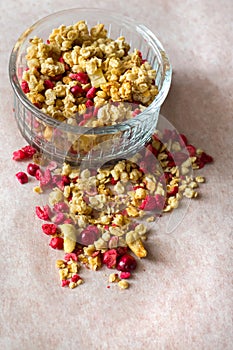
[9,8,172,165]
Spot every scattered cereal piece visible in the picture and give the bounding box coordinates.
[118,280,129,289]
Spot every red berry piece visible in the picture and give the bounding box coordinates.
[44,79,55,90]
[27,163,40,176]
[186,145,196,157]
[61,280,70,287]
[12,149,26,161]
[41,223,57,235]
[21,145,37,158]
[49,237,64,250]
[86,87,97,99]
[35,205,51,221]
[120,272,131,279]
[15,172,28,184]
[116,254,137,272]
[70,85,84,96]
[21,80,30,93]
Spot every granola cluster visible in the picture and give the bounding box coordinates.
[13,129,213,290]
[21,21,158,127]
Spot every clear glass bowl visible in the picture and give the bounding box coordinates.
[9,8,172,165]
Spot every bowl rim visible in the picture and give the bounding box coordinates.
[8,7,172,135]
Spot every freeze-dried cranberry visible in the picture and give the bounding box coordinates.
[21,145,37,158]
[49,237,64,250]
[15,172,28,184]
[93,107,99,117]
[35,205,51,221]
[116,254,137,272]
[154,194,165,210]
[64,253,78,262]
[13,145,36,160]
[21,80,30,93]
[41,223,57,235]
[145,143,158,157]
[80,225,99,246]
[70,72,89,84]
[139,194,165,211]
[167,186,178,197]
[71,274,81,283]
[139,195,157,211]
[86,87,97,99]
[12,149,26,161]
[132,108,141,117]
[78,120,86,126]
[53,202,69,213]
[186,145,196,157]
[120,272,131,279]
[39,169,52,188]
[61,280,70,287]
[46,161,58,171]
[63,218,74,224]
[53,212,66,225]
[110,177,118,185]
[83,112,93,120]
[51,74,63,81]
[27,163,40,176]
[103,249,118,269]
[173,151,189,166]
[179,134,188,146]
[116,247,128,256]
[44,79,55,90]
[199,152,213,164]
[85,99,94,108]
[70,85,84,96]
[35,169,43,181]
[52,175,70,191]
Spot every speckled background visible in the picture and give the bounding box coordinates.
[0,1,232,349]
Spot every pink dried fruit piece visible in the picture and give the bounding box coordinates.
[49,237,64,250]
[53,212,66,225]
[80,225,99,246]
[139,195,161,211]
[103,249,118,269]
[39,169,52,187]
[53,202,69,213]
[116,254,137,272]
[15,171,28,184]
[64,253,78,262]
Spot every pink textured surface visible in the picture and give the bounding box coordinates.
[0,1,232,349]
